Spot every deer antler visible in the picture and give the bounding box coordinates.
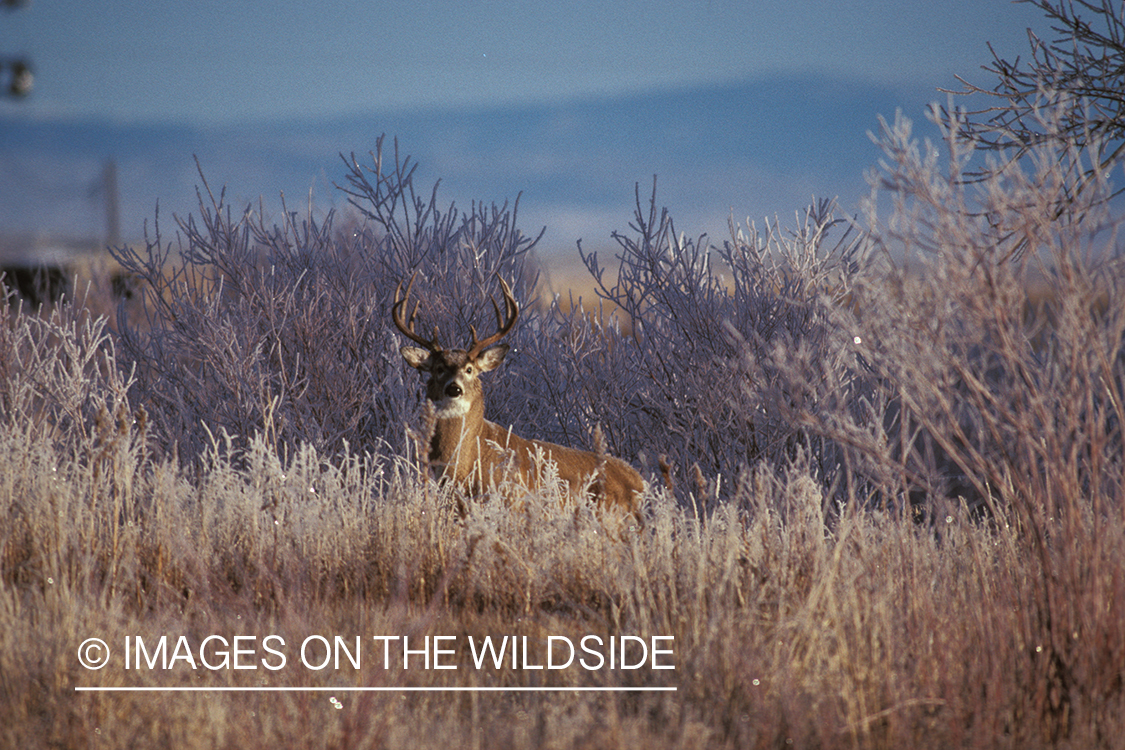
[392,273,442,351]
[466,276,519,359]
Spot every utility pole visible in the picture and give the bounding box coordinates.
[103,159,119,248]
[2,0,32,98]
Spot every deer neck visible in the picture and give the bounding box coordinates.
[429,396,487,471]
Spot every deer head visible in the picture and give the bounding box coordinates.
[392,273,518,421]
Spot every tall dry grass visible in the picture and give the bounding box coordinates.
[2,108,1124,748]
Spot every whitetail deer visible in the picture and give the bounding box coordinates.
[393,274,643,516]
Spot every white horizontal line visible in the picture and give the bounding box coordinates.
[75,686,676,693]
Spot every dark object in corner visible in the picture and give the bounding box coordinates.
[1,264,70,308]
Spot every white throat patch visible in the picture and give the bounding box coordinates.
[433,397,471,419]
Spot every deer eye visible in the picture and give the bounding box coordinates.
[464,365,474,375]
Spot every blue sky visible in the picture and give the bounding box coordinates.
[3,0,1039,125]
[0,1,1056,249]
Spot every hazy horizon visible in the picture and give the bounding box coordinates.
[0,0,1047,254]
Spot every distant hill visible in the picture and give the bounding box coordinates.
[0,74,941,256]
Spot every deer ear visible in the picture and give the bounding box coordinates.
[476,344,509,372]
[401,346,433,371]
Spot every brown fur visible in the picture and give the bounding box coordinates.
[401,345,643,516]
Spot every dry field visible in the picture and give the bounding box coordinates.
[4,401,1121,750]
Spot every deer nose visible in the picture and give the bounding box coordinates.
[445,383,463,399]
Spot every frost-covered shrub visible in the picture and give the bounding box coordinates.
[110,138,542,465]
[865,103,1125,516]
[0,283,138,460]
[575,182,871,503]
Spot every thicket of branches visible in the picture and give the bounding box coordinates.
[7,93,1122,527]
[107,140,540,466]
[98,137,872,501]
[945,0,1125,206]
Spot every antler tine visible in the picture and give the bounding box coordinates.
[466,276,519,359]
[392,273,442,351]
